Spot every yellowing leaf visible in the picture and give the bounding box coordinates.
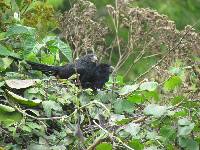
[5,79,40,89]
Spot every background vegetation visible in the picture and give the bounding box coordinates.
[0,0,200,149]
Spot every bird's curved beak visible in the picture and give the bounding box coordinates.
[92,55,98,63]
[109,66,114,73]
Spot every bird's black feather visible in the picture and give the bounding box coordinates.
[11,54,113,89]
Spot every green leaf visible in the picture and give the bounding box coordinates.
[128,139,144,150]
[42,101,62,117]
[144,104,168,118]
[0,110,22,126]
[42,36,72,62]
[146,131,160,140]
[110,114,125,125]
[140,81,158,91]
[169,67,183,75]
[5,25,36,55]
[127,93,144,104]
[178,118,195,136]
[22,34,36,55]
[6,90,42,107]
[0,104,15,112]
[26,122,42,130]
[143,91,159,101]
[0,81,5,87]
[116,118,132,125]
[164,76,182,91]
[6,24,36,36]
[28,144,49,150]
[41,54,54,65]
[0,57,13,72]
[0,44,19,58]
[179,137,199,150]
[119,84,139,96]
[96,142,112,150]
[114,99,134,114]
[115,75,124,85]
[178,118,192,126]
[160,126,176,143]
[124,122,140,137]
[57,39,72,62]
[171,96,185,105]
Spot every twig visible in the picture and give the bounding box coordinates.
[13,100,110,121]
[87,134,108,150]
[93,120,135,150]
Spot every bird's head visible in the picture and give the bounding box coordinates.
[85,54,98,63]
[76,54,98,63]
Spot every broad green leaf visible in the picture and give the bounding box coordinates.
[42,101,62,117]
[41,54,54,65]
[128,139,144,150]
[57,39,72,62]
[42,36,72,62]
[0,44,19,58]
[160,126,176,143]
[6,90,42,107]
[119,84,139,95]
[179,137,199,150]
[116,118,132,125]
[144,104,167,118]
[0,81,5,87]
[0,104,15,112]
[28,144,49,150]
[114,99,134,114]
[5,25,36,55]
[26,122,42,130]
[143,91,159,101]
[140,81,158,91]
[5,79,40,89]
[164,76,182,91]
[124,122,140,137]
[110,114,125,125]
[6,24,36,36]
[96,142,112,150]
[0,110,22,126]
[96,90,117,103]
[169,67,183,75]
[146,131,160,140]
[115,75,124,85]
[171,96,185,105]
[178,118,195,136]
[0,57,13,72]
[21,125,32,132]
[178,118,192,126]
[22,34,36,55]
[127,93,144,104]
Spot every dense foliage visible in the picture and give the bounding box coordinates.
[0,0,200,150]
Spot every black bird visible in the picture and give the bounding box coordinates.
[81,64,113,89]
[26,54,98,79]
[11,54,113,89]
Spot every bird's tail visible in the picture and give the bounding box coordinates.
[26,61,60,76]
[9,56,59,76]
